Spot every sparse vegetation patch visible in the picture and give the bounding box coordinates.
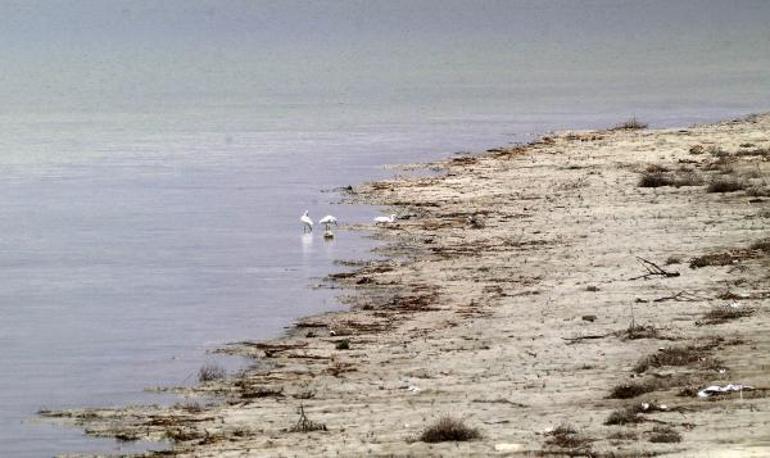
[289,404,327,433]
[633,343,718,373]
[638,170,703,188]
[649,426,682,443]
[609,381,658,399]
[689,252,737,268]
[198,363,226,382]
[613,117,648,130]
[605,406,645,425]
[699,306,755,325]
[707,178,747,193]
[544,423,592,450]
[419,416,481,443]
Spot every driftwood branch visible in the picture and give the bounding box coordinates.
[652,290,703,302]
[629,257,680,280]
[562,333,613,344]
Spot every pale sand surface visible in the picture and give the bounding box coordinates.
[46,114,770,457]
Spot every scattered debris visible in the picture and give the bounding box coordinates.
[630,257,680,280]
[652,290,702,302]
[697,384,754,398]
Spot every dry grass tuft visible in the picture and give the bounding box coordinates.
[605,406,645,425]
[173,400,204,413]
[613,117,648,130]
[288,404,327,433]
[645,164,670,173]
[609,381,658,399]
[633,343,717,373]
[608,430,639,441]
[649,426,682,443]
[622,323,661,340]
[242,386,284,399]
[707,146,730,157]
[638,170,704,188]
[674,171,705,187]
[735,147,770,158]
[750,238,770,252]
[544,423,592,450]
[639,172,673,188]
[419,416,481,443]
[746,186,770,197]
[198,363,226,383]
[689,252,736,269]
[700,306,756,325]
[707,178,747,193]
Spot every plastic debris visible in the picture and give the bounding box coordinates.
[697,384,754,398]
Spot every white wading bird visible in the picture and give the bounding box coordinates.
[319,214,337,239]
[373,213,397,224]
[318,215,338,231]
[300,210,314,233]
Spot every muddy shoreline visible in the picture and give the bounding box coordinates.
[46,114,770,457]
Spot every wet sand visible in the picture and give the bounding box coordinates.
[46,114,770,457]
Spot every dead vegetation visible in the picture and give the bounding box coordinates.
[750,238,770,252]
[334,339,351,350]
[689,252,741,269]
[630,257,680,280]
[707,178,747,193]
[288,404,327,433]
[240,386,284,399]
[699,306,756,325]
[638,170,704,188]
[735,146,770,158]
[418,416,481,443]
[608,373,693,399]
[689,238,769,269]
[746,186,770,197]
[198,364,226,383]
[620,323,662,340]
[648,426,682,443]
[613,117,648,130]
[607,430,639,441]
[633,342,721,373]
[605,406,646,425]
[544,423,592,450]
[609,381,659,399]
[173,401,204,414]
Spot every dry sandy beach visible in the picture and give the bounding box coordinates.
[46,114,770,457]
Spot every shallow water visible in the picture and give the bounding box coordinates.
[1,1,769,456]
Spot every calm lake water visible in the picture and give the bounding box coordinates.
[1,1,769,456]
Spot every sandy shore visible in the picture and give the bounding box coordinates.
[46,114,770,457]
